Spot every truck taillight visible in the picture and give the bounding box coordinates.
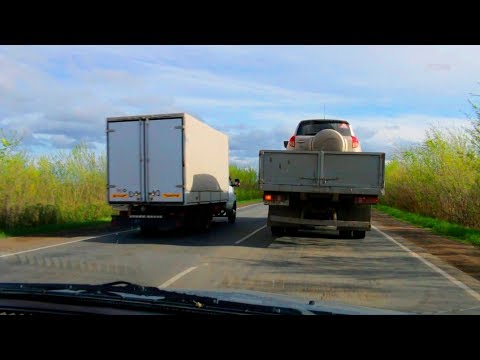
[354,196,378,205]
[264,193,289,206]
[288,135,296,148]
[352,136,359,148]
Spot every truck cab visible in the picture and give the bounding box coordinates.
[225,177,240,223]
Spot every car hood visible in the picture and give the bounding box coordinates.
[168,288,411,315]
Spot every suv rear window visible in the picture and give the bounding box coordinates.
[296,120,352,136]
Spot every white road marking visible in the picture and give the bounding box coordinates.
[372,225,480,302]
[235,225,267,244]
[0,229,137,259]
[237,203,263,211]
[158,266,199,288]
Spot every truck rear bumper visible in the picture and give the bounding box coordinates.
[111,215,180,231]
[268,215,371,230]
[131,216,179,231]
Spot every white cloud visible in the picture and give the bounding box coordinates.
[0,46,362,141]
[230,156,258,170]
[246,111,473,159]
[267,45,480,95]
[251,111,344,132]
[32,133,77,148]
[350,114,472,156]
[1,45,478,166]
[173,96,277,108]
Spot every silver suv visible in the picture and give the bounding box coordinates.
[284,119,362,152]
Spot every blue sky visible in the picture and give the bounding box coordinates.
[1,45,478,167]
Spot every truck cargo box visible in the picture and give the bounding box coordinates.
[259,150,385,195]
[107,113,229,205]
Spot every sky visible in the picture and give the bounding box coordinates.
[1,45,479,168]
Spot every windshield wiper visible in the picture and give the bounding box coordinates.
[98,282,303,314]
[0,281,172,300]
[0,281,305,314]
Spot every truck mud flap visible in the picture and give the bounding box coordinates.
[111,215,132,227]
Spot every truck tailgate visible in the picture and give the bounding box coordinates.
[107,119,144,203]
[145,118,184,203]
[259,150,385,195]
[107,116,184,204]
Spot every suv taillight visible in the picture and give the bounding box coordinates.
[352,136,359,148]
[288,135,296,148]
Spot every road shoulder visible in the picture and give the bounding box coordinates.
[0,201,263,254]
[372,209,480,284]
[0,224,131,256]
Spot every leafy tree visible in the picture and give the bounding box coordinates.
[468,87,480,152]
[0,129,22,159]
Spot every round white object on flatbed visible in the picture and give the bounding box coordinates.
[310,129,347,152]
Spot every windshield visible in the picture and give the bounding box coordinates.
[1,45,480,315]
[296,120,352,136]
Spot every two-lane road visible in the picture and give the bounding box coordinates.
[2,203,480,314]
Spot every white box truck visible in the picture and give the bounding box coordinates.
[107,113,239,233]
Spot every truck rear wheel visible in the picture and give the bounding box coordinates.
[200,219,211,232]
[228,206,236,224]
[199,212,212,233]
[271,226,285,236]
[352,230,366,239]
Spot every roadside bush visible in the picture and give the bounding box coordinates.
[229,165,263,201]
[0,131,263,232]
[0,135,112,231]
[381,125,480,229]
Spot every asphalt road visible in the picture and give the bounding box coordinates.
[2,203,480,314]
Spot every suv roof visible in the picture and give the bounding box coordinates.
[298,119,350,124]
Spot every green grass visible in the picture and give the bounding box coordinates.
[376,204,480,246]
[235,188,263,201]
[237,198,262,206]
[0,217,112,238]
